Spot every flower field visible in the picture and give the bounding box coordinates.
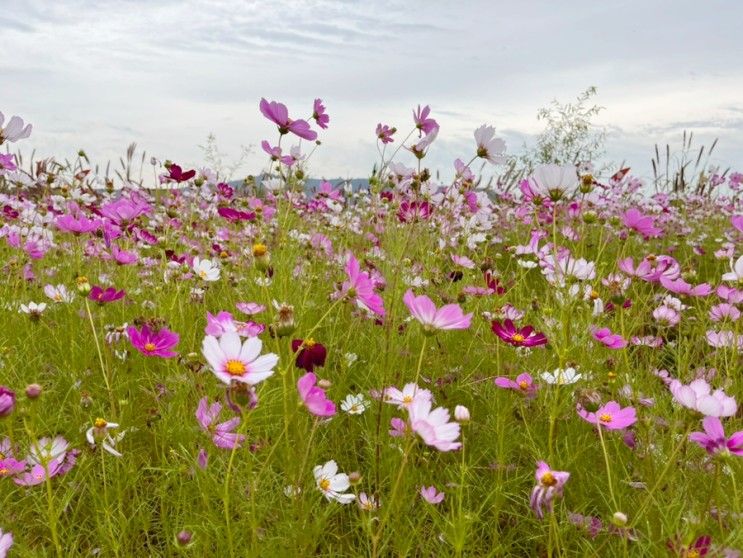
[0,100,742,557]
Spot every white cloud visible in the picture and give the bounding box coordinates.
[2,0,741,182]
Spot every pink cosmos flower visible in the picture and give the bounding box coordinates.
[408,398,461,451]
[376,123,396,144]
[618,255,680,283]
[397,200,432,223]
[14,461,62,486]
[0,153,17,173]
[0,528,13,557]
[100,197,149,225]
[312,98,329,129]
[127,324,179,358]
[652,305,680,327]
[669,378,738,417]
[202,332,278,386]
[709,303,740,322]
[340,252,385,317]
[261,140,282,161]
[0,386,16,417]
[491,319,548,348]
[591,327,627,349]
[259,98,317,141]
[195,397,245,450]
[205,311,262,338]
[384,383,432,410]
[622,208,662,238]
[297,372,336,417]
[530,461,570,519]
[706,329,743,350]
[732,214,743,233]
[412,104,438,136]
[494,373,538,397]
[389,417,409,437]
[420,485,445,504]
[403,289,472,332]
[577,401,637,430]
[218,207,255,222]
[55,214,101,235]
[660,276,713,297]
[689,416,743,457]
[451,254,475,269]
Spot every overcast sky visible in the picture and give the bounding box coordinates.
[2,0,742,183]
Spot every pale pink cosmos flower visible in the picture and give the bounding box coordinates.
[528,164,578,201]
[618,255,680,283]
[451,254,475,269]
[408,398,461,452]
[195,397,245,450]
[717,285,743,304]
[202,332,278,386]
[420,485,445,504]
[473,124,507,165]
[689,416,743,457]
[709,303,740,322]
[235,302,266,316]
[297,372,336,417]
[669,378,737,417]
[384,383,432,410]
[706,329,743,351]
[0,112,32,144]
[577,401,637,430]
[530,461,570,519]
[591,327,627,349]
[652,305,680,327]
[732,214,743,233]
[402,289,472,332]
[375,123,396,144]
[0,527,13,557]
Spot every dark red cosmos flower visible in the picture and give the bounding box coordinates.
[291,338,327,372]
[217,207,256,222]
[484,270,507,295]
[666,535,711,557]
[166,164,196,183]
[89,285,125,304]
[216,182,234,199]
[491,319,548,348]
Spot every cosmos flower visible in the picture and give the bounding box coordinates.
[340,393,370,415]
[86,418,124,457]
[669,378,737,417]
[412,104,438,136]
[357,492,380,511]
[89,285,125,304]
[291,338,327,372]
[473,124,507,164]
[314,460,355,504]
[591,327,627,349]
[420,485,445,504]
[540,367,583,385]
[297,372,336,417]
[44,284,74,303]
[312,98,329,129]
[376,123,396,144]
[408,398,461,452]
[528,164,578,201]
[259,98,317,141]
[577,401,637,430]
[0,387,15,418]
[195,397,245,450]
[19,302,46,317]
[721,255,743,282]
[340,252,385,317]
[0,112,32,144]
[202,332,278,386]
[688,416,743,457]
[192,257,220,282]
[494,373,538,397]
[622,208,662,238]
[0,527,13,557]
[403,289,472,332]
[384,383,433,410]
[530,461,569,519]
[128,324,180,358]
[491,319,548,348]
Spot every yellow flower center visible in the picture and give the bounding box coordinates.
[599,413,612,423]
[590,290,600,300]
[512,333,525,343]
[94,418,108,429]
[304,338,316,348]
[687,551,700,558]
[219,251,229,258]
[252,243,268,257]
[402,395,413,404]
[144,342,156,352]
[225,359,247,376]
[0,468,8,476]
[319,478,330,491]
[199,270,208,279]
[518,380,530,390]
[541,472,557,487]
[76,275,89,285]
[607,371,616,380]
[54,293,62,302]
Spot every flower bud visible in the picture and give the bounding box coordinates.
[454,405,471,423]
[25,383,43,399]
[176,530,193,547]
[611,511,628,527]
[0,386,16,417]
[76,276,91,295]
[348,471,362,485]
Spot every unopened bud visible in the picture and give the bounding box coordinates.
[25,383,43,399]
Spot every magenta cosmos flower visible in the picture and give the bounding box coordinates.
[669,378,737,417]
[291,338,327,372]
[0,386,16,418]
[622,208,662,238]
[577,401,637,430]
[89,285,125,304]
[128,324,179,358]
[491,319,548,348]
[591,327,627,349]
[259,98,317,141]
[202,332,278,386]
[660,276,713,297]
[530,461,570,519]
[312,98,329,129]
[413,104,438,136]
[297,372,336,417]
[403,289,472,333]
[55,214,101,235]
[408,398,461,452]
[376,123,396,144]
[195,397,245,450]
[340,252,385,317]
[689,416,743,457]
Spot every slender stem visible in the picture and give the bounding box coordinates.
[596,424,619,511]
[84,298,116,413]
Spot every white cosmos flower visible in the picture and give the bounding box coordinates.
[721,255,743,282]
[540,367,583,385]
[340,393,369,415]
[44,284,74,303]
[313,460,355,504]
[202,332,278,386]
[19,301,47,316]
[473,124,507,165]
[529,163,578,201]
[192,257,220,282]
[86,418,124,457]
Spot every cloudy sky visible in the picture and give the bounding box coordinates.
[2,0,742,182]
